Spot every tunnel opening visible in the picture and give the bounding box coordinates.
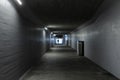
[0,0,120,80]
[50,33,69,47]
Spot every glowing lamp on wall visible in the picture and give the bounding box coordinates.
[44,27,48,30]
[16,0,22,5]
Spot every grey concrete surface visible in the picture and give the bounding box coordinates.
[0,0,50,80]
[22,47,118,80]
[0,0,32,80]
[71,0,120,79]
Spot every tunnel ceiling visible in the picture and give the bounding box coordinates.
[12,0,104,31]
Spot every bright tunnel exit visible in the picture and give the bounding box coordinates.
[50,33,70,47]
[56,38,63,45]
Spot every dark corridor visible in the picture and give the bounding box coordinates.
[1,0,120,80]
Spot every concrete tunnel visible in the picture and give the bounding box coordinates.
[0,0,120,80]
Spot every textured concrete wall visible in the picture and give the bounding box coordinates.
[28,28,50,65]
[0,0,50,80]
[71,0,120,79]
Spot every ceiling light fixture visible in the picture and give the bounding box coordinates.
[44,27,48,30]
[16,0,22,5]
[53,34,56,37]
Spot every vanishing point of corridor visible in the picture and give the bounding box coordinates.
[22,47,118,80]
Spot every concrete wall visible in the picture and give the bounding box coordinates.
[71,0,120,79]
[28,28,50,65]
[0,0,50,80]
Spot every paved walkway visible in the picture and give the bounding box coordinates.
[22,47,119,80]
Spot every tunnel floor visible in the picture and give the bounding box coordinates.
[22,47,118,80]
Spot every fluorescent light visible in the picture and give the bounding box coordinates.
[53,34,56,36]
[35,28,43,30]
[16,0,22,5]
[44,27,48,30]
[51,32,53,34]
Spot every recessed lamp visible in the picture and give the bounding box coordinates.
[53,34,56,37]
[44,27,48,30]
[16,0,22,5]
